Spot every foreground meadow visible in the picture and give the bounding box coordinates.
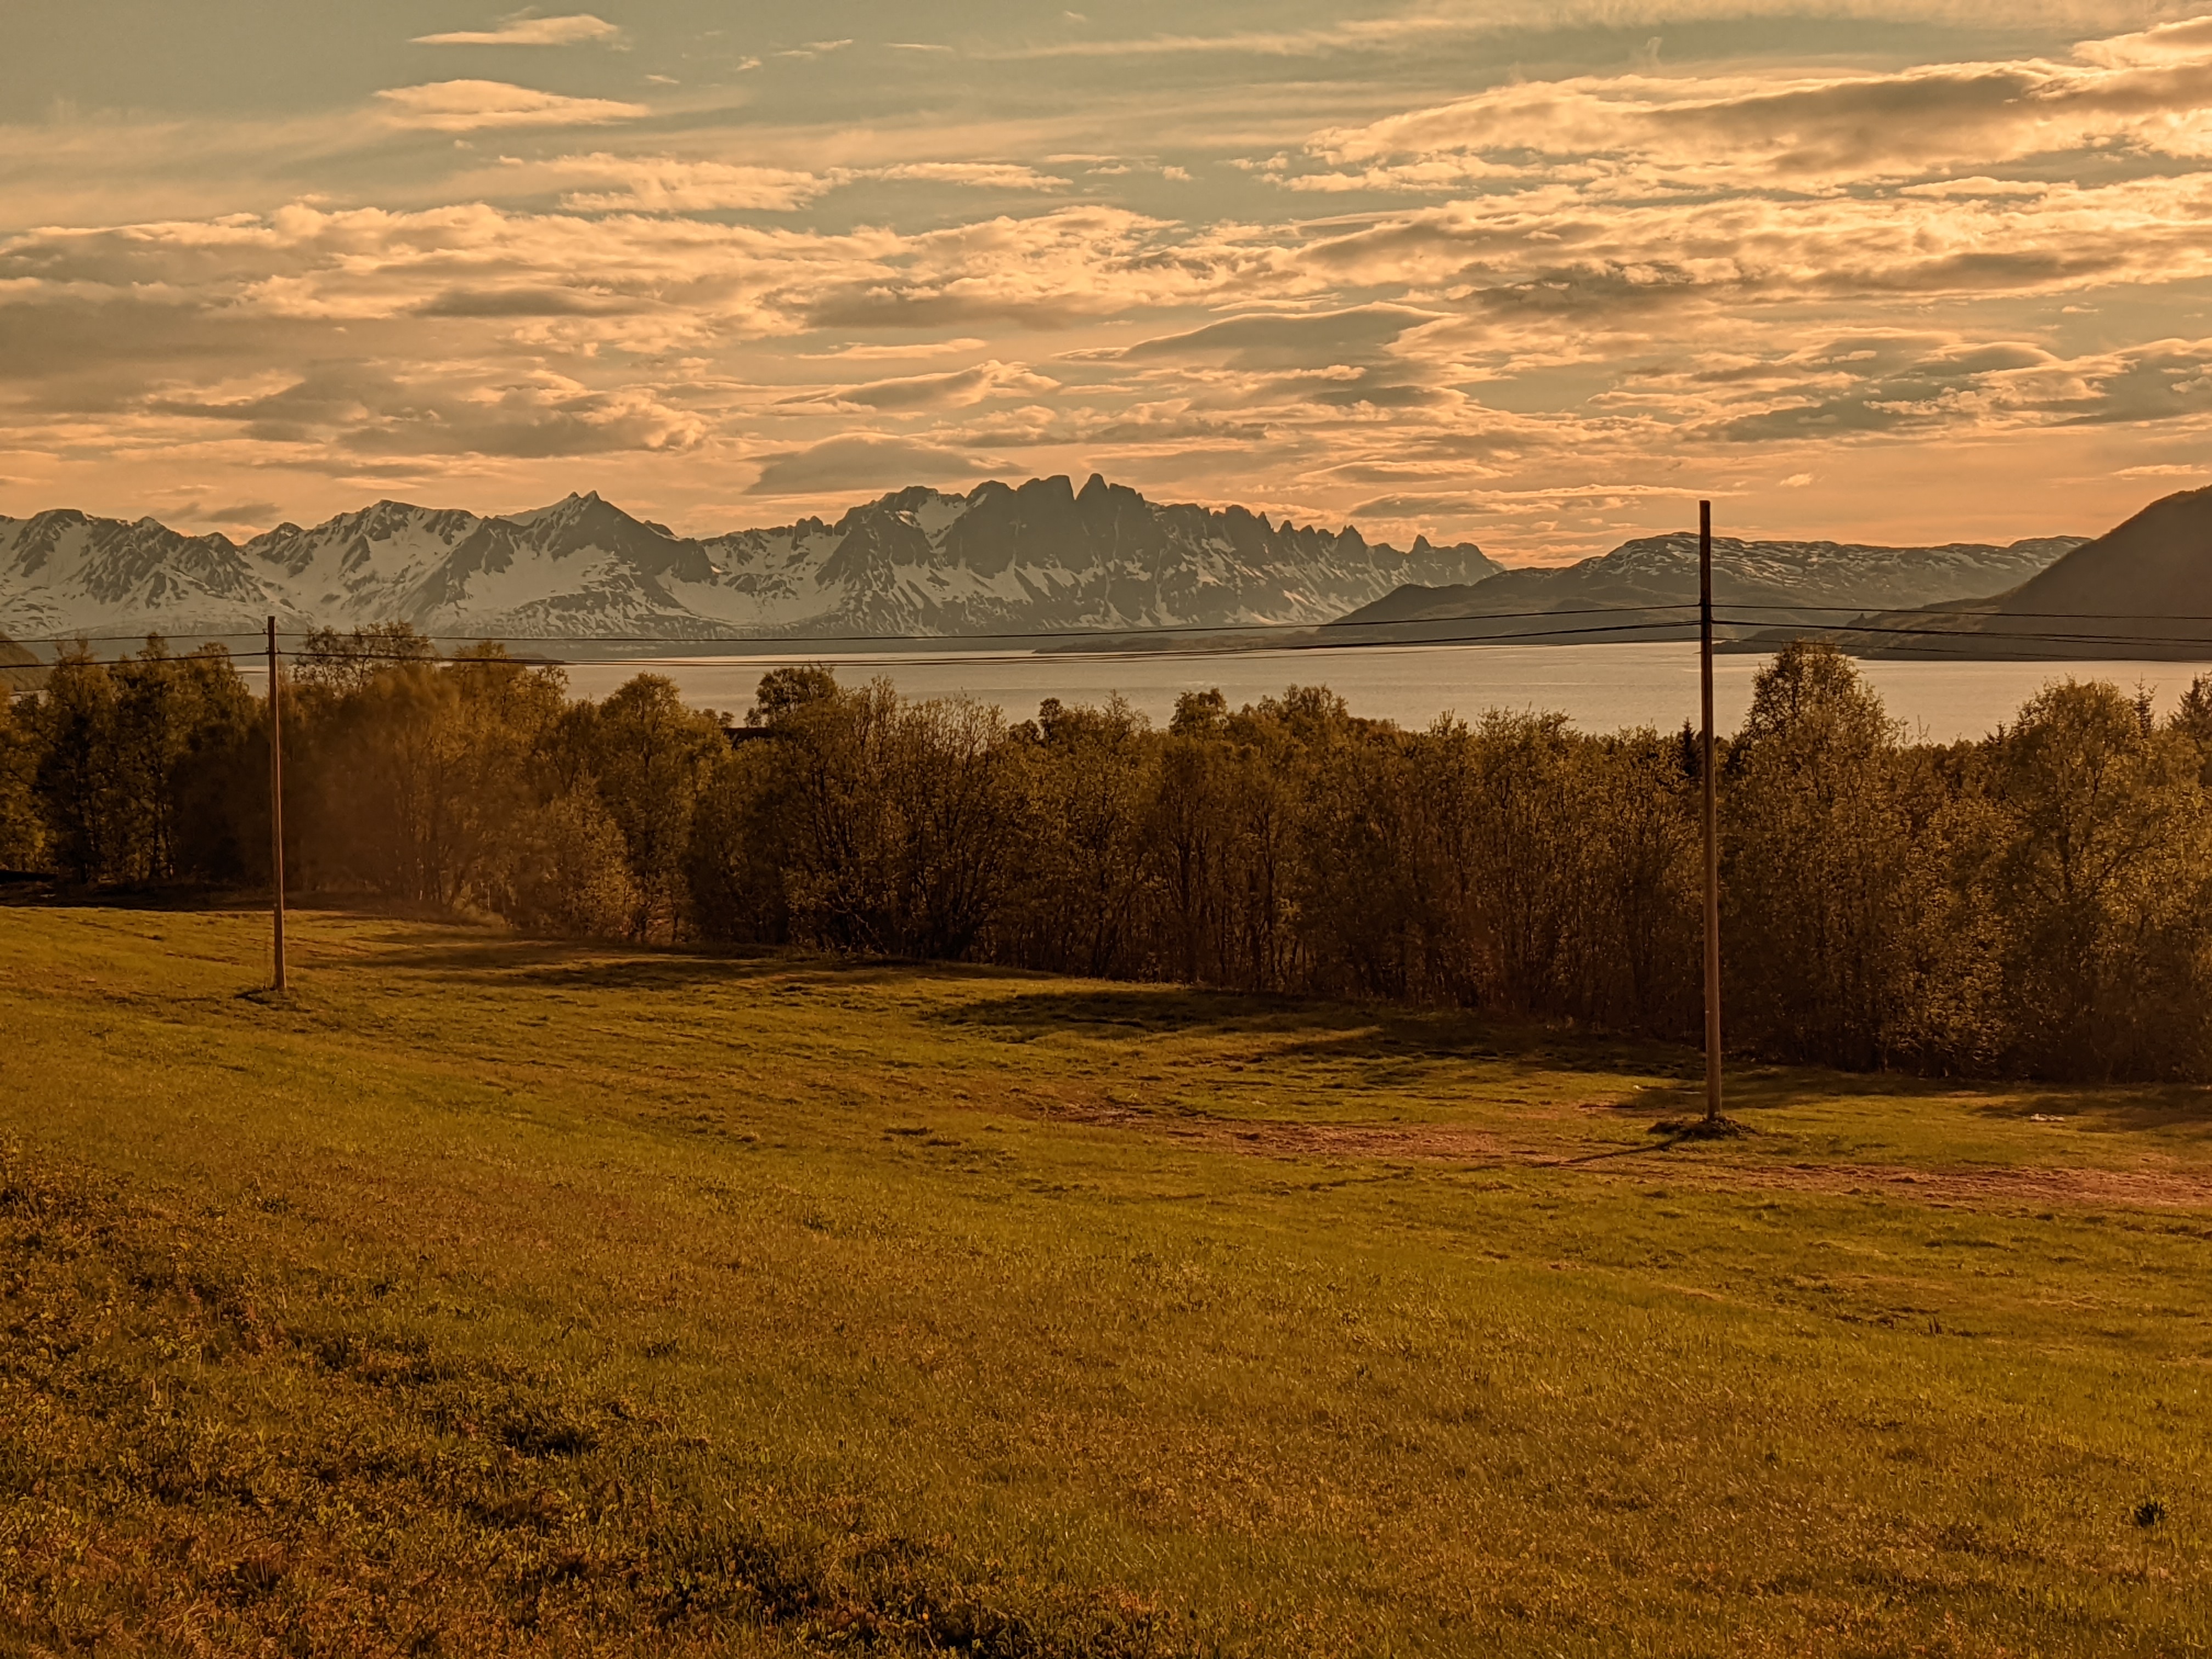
[1,906,2208,1656]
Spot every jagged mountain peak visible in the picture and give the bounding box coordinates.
[0,473,1499,643]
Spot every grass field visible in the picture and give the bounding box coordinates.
[2,905,2209,1656]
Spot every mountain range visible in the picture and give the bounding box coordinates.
[1802,486,2212,660]
[1327,531,2087,646]
[13,472,2192,666]
[0,475,1499,647]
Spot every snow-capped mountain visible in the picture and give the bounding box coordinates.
[1336,531,2085,639]
[0,474,1500,646]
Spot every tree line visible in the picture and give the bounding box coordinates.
[5,627,2212,1082]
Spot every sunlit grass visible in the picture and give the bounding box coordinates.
[2,905,2208,1655]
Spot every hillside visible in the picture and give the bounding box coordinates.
[1960,484,2212,657]
[0,634,41,691]
[1331,531,2082,645]
[0,476,1498,645]
[2,906,2205,1654]
[1757,487,2212,660]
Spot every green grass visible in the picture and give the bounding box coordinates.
[2,905,2209,1656]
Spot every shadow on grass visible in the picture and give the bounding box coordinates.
[1972,1085,2212,1136]
[1619,1057,2023,1116]
[1624,1066,2212,1142]
[926,983,1693,1080]
[364,927,1031,998]
[308,916,2212,1135]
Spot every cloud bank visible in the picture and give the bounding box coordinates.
[5,7,2212,556]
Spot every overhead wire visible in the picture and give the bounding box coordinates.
[34,603,1699,650]
[15,605,2212,670]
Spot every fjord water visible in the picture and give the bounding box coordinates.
[555,641,2212,741]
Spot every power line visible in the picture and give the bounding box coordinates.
[9,617,1799,673]
[29,601,2212,654]
[18,608,2212,672]
[1713,616,2212,653]
[21,603,1700,650]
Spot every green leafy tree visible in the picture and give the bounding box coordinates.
[1723,642,1912,1066]
[1988,679,2212,1077]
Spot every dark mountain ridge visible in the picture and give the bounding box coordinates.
[1776,487,2212,660]
[1330,530,2085,647]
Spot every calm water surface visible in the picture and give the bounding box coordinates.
[556,642,2212,742]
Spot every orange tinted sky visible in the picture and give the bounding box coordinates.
[4,2,2211,563]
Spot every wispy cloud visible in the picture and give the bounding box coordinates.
[534,157,1072,213]
[1300,27,2212,190]
[375,81,650,132]
[986,3,2212,61]
[548,154,832,212]
[800,338,991,361]
[866,163,1069,191]
[782,359,1062,411]
[411,14,624,48]
[747,432,1002,496]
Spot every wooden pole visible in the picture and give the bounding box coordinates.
[1699,502,1721,1124]
[268,617,287,994]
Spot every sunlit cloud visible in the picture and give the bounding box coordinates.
[411,14,624,47]
[375,80,650,131]
[984,1,2202,61]
[782,360,1063,412]
[549,155,833,212]
[1300,24,2212,189]
[867,163,1071,191]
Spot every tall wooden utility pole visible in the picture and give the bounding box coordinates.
[1699,501,1722,1124]
[265,619,287,995]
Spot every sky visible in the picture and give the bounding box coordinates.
[4,2,2212,565]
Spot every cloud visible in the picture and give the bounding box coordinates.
[13,8,2212,560]
[375,80,648,132]
[1110,305,1442,370]
[1293,172,2212,319]
[2075,16,2212,68]
[1345,482,1688,520]
[1672,335,2212,443]
[531,157,1070,213]
[1297,21,2212,191]
[798,206,1308,331]
[802,338,990,361]
[202,500,280,524]
[549,154,831,212]
[150,363,705,460]
[746,433,1000,496]
[0,200,1301,352]
[865,163,1070,191]
[411,14,623,47]
[986,4,2212,63]
[787,359,1061,411]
